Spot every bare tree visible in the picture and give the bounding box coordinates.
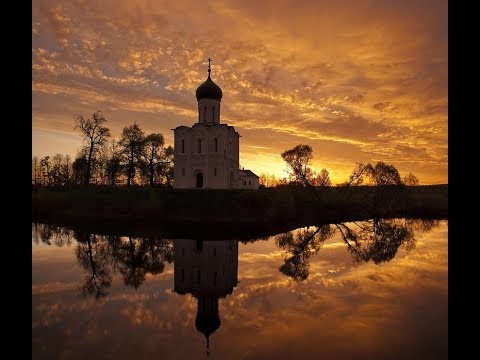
[74,111,111,186]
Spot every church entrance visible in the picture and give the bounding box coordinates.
[196,172,203,188]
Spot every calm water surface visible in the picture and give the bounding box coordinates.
[32,219,448,359]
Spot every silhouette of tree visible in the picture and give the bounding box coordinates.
[369,162,402,186]
[72,152,89,185]
[275,225,335,281]
[74,232,112,299]
[74,111,111,186]
[143,133,165,187]
[32,156,39,186]
[281,144,314,187]
[159,145,175,187]
[403,172,419,186]
[343,162,372,186]
[119,123,145,186]
[40,156,51,186]
[312,168,332,187]
[103,139,122,186]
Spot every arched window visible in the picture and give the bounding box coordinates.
[204,106,207,122]
[212,106,215,122]
[197,139,202,153]
[214,138,218,152]
[181,139,185,153]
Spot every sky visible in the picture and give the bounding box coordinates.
[32,0,448,184]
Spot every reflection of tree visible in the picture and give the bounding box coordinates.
[140,237,174,275]
[335,219,416,264]
[32,223,74,246]
[275,218,440,281]
[32,224,175,297]
[117,237,148,290]
[116,236,174,290]
[74,232,112,299]
[275,225,335,281]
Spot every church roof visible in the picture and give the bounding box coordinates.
[239,169,259,178]
[196,74,223,101]
[196,58,222,101]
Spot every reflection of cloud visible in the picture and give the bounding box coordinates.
[32,0,447,184]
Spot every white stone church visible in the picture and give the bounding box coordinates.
[173,60,259,189]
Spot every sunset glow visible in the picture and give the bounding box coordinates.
[32,0,447,184]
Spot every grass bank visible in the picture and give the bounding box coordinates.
[32,185,447,238]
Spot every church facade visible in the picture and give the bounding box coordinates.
[173,60,257,189]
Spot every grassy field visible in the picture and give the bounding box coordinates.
[32,184,447,239]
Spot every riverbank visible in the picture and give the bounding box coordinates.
[32,184,447,239]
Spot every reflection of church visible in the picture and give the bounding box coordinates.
[173,59,259,189]
[173,239,239,354]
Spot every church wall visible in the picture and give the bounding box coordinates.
[174,124,240,189]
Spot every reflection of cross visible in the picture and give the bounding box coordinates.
[207,57,212,73]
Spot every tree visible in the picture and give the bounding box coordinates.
[119,123,145,186]
[343,163,372,186]
[104,139,122,186]
[159,145,174,186]
[143,133,165,186]
[32,156,39,186]
[312,169,332,187]
[281,144,314,186]
[72,151,88,185]
[369,161,402,186]
[74,111,111,186]
[403,172,419,186]
[40,156,51,186]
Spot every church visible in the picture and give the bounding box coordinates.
[173,59,259,189]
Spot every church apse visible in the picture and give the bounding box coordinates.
[173,239,239,355]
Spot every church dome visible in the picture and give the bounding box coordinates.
[195,74,223,101]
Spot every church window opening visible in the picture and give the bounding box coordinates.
[244,180,246,185]
[212,106,215,122]
[214,138,218,152]
[249,180,251,185]
[204,106,207,122]
[181,139,184,153]
[196,269,201,284]
[214,168,217,176]
[197,139,202,153]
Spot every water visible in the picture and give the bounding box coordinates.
[32,219,448,359]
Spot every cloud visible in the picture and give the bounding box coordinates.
[32,0,448,184]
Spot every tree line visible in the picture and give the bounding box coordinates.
[259,144,419,188]
[32,111,174,188]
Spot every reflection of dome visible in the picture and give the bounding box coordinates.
[195,313,221,338]
[195,74,223,101]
